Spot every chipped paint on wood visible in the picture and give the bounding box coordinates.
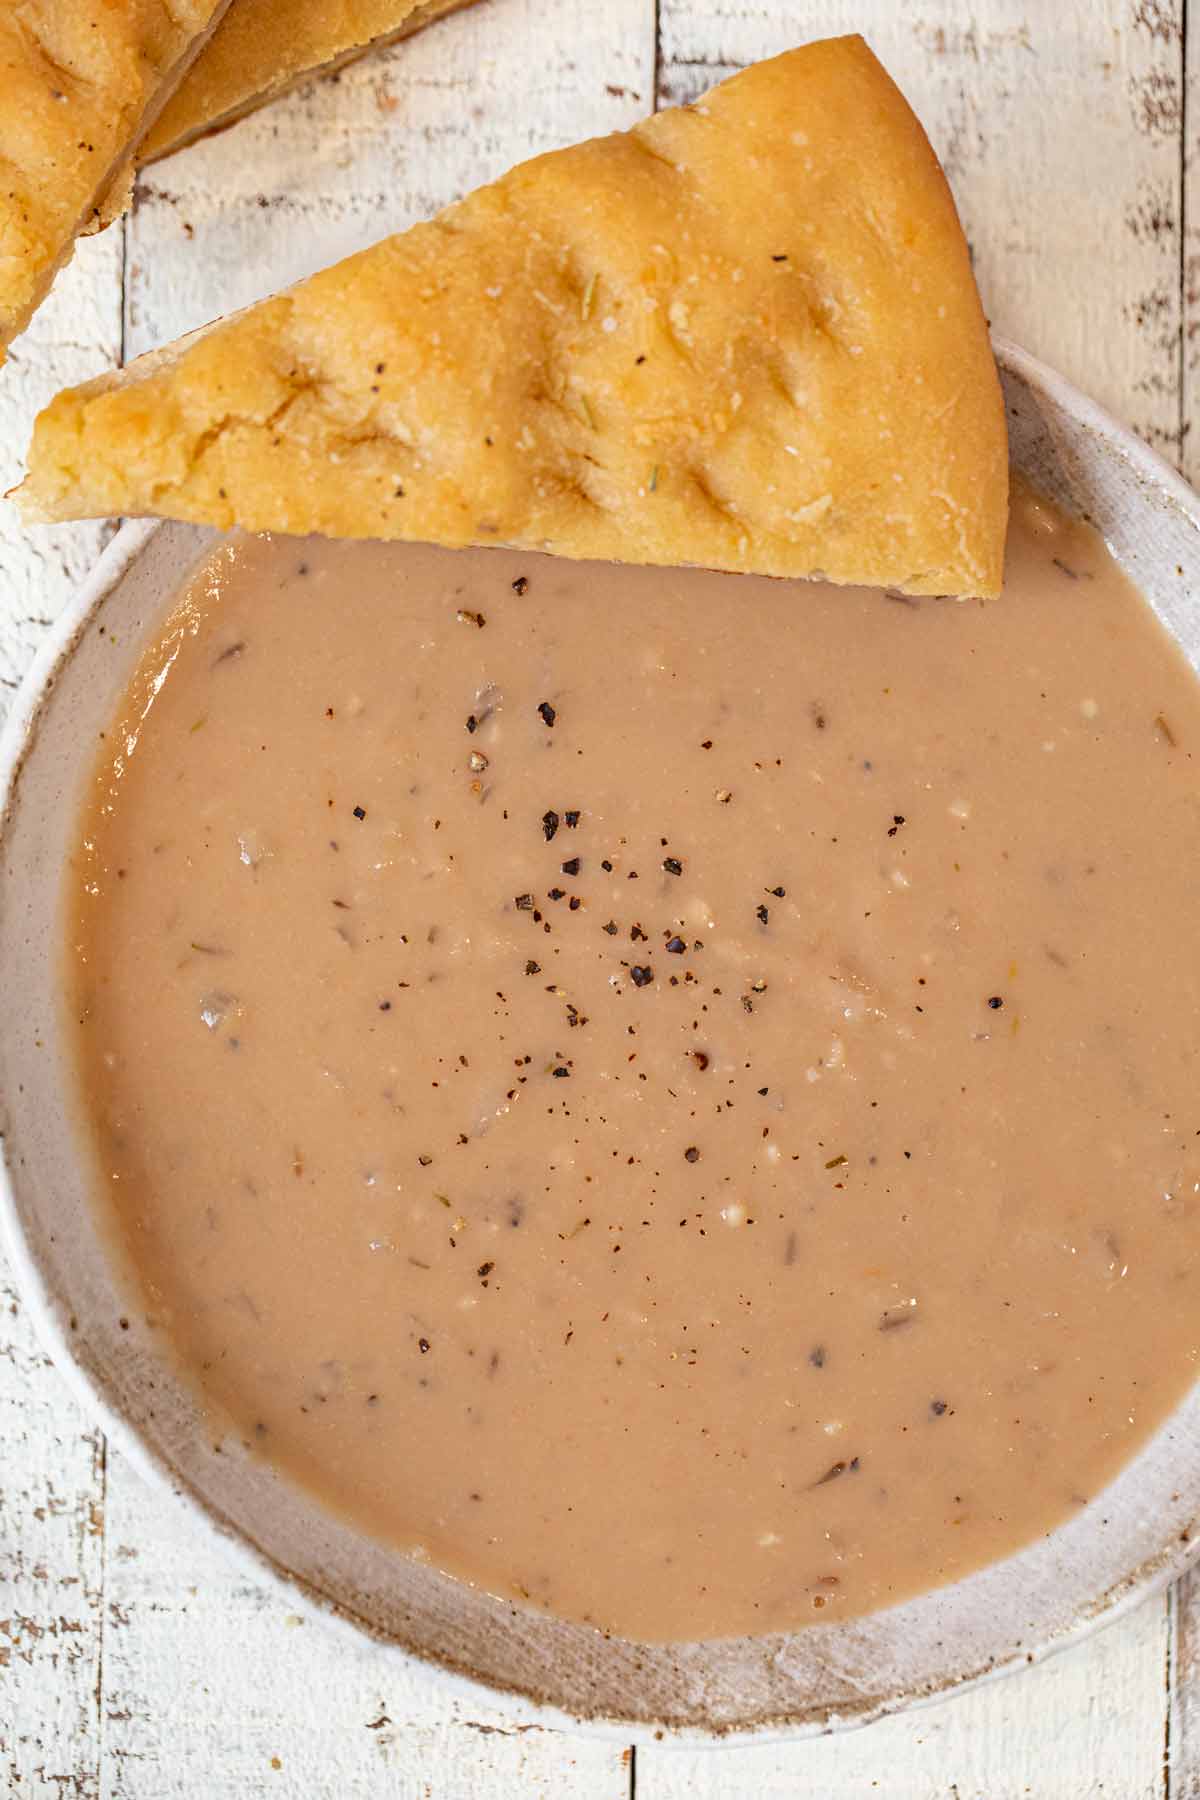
[1,0,1198,1793]
[1180,0,1200,485]
[41,1,652,1793]
[0,1277,106,1796]
[0,227,122,703]
[0,220,122,1797]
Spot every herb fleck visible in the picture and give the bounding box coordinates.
[812,1456,860,1487]
[879,1305,916,1332]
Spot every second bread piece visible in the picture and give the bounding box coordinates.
[141,0,480,163]
[0,0,233,359]
[19,37,1008,597]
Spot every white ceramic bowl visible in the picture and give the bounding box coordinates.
[4,339,1200,1743]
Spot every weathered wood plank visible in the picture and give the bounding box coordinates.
[1169,1576,1197,1798]
[0,225,124,1800]
[1181,0,1200,487]
[1171,0,1200,1645]
[647,0,1184,1786]
[103,2,653,1793]
[0,231,123,703]
[659,0,1186,458]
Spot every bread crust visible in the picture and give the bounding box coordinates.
[18,36,1008,597]
[141,0,479,163]
[0,0,232,358]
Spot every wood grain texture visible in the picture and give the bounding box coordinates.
[97,1443,628,1799]
[1182,0,1200,487]
[1173,0,1200,1641]
[94,2,651,1793]
[0,225,123,1800]
[653,4,1187,1785]
[0,231,122,701]
[0,0,1197,1793]
[0,1274,106,1798]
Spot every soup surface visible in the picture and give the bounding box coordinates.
[67,487,1200,1641]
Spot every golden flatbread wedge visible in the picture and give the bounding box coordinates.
[142,0,480,163]
[0,0,233,360]
[19,36,1008,596]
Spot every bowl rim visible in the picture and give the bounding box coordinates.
[4,334,1200,1746]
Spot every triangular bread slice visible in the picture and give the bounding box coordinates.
[142,0,480,164]
[0,0,234,361]
[18,36,1008,597]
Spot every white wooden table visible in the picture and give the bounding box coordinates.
[2,2,1199,1792]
